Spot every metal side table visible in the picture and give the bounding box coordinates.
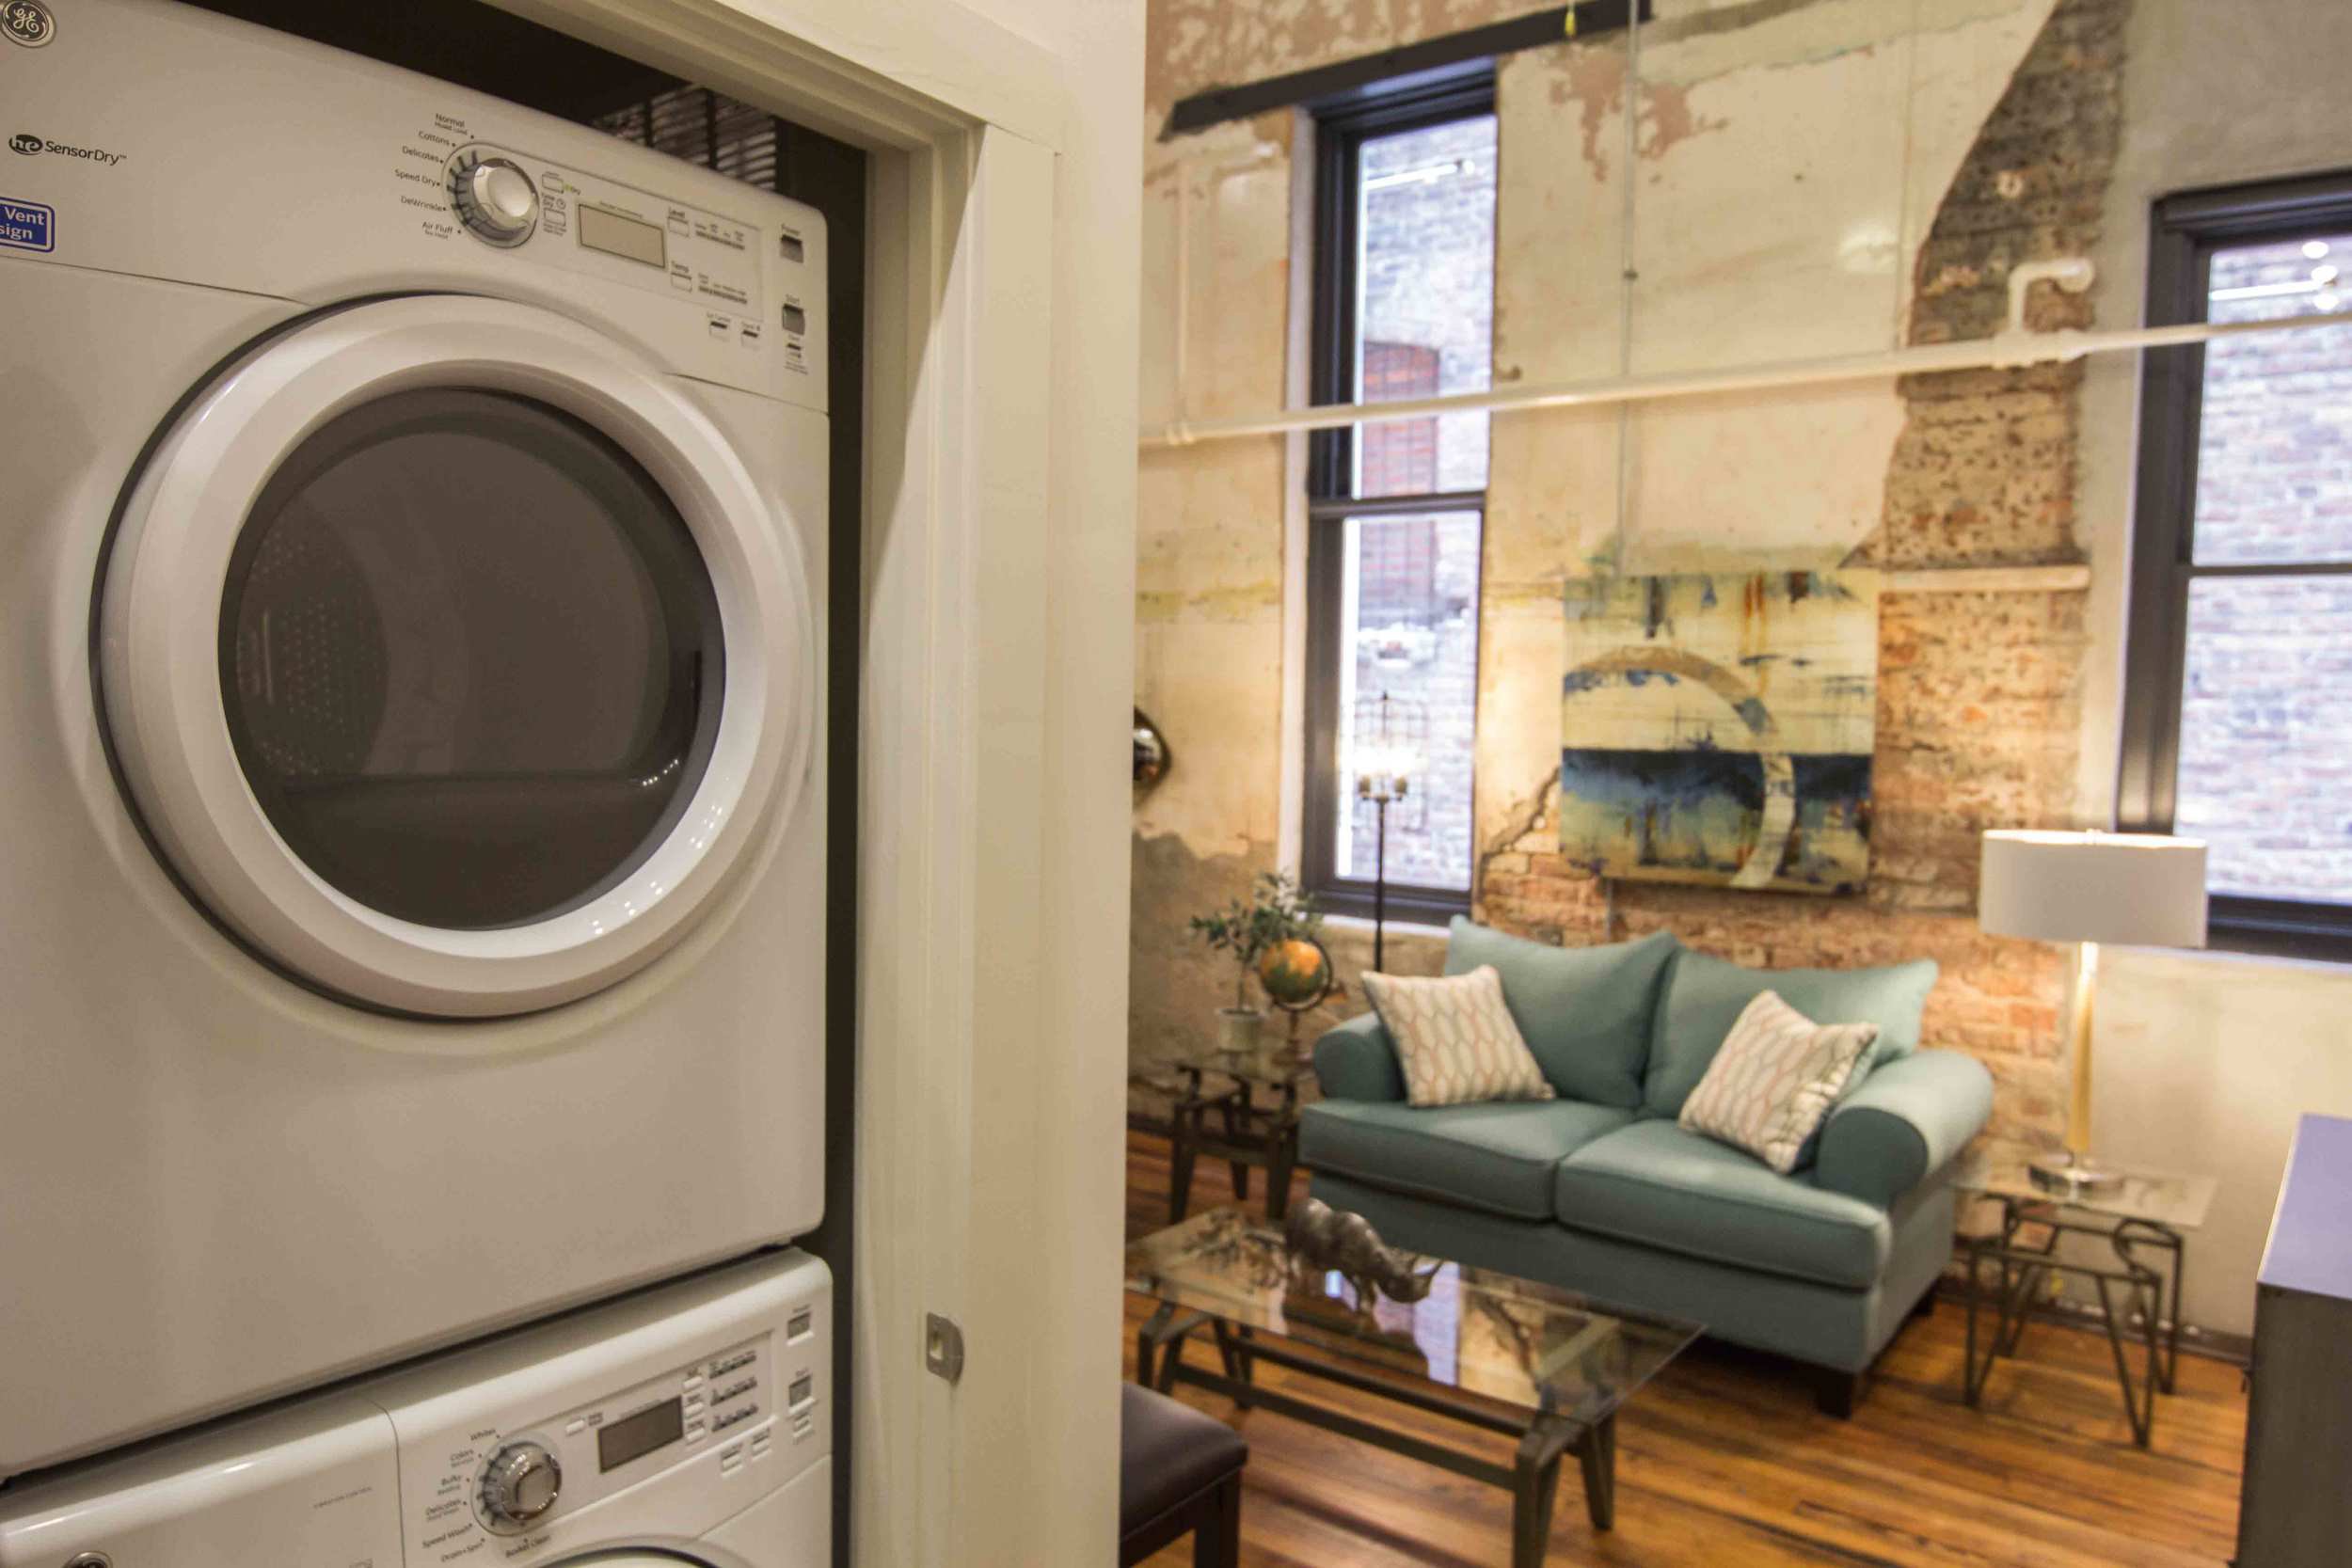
[1954,1156,2216,1447]
[1163,1043,1313,1225]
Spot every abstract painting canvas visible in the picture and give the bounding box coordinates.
[1559,571,1881,894]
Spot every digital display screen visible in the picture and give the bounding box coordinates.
[580,204,667,270]
[597,1397,685,1473]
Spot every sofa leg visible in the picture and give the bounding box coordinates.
[1811,1367,1865,1418]
[1911,1289,1937,1322]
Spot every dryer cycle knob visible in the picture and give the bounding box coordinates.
[452,155,540,245]
[480,1440,563,1530]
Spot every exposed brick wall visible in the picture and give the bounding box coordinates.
[1478,0,2129,1157]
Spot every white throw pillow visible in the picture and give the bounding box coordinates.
[1678,990,1878,1174]
[1361,965,1555,1108]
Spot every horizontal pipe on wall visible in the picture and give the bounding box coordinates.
[1885,564,2090,594]
[1139,306,2352,450]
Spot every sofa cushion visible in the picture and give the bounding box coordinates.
[1643,949,1938,1121]
[1553,1120,1893,1289]
[1444,918,1678,1110]
[1300,1099,1636,1222]
[1362,965,1554,1107]
[1678,991,1877,1174]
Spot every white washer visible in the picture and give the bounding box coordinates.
[0,1251,834,1567]
[1,0,830,1477]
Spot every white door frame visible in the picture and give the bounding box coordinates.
[487,4,1136,1563]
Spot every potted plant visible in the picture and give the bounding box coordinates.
[1190,872,1324,1058]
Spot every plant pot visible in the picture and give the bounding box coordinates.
[1217,1006,1264,1056]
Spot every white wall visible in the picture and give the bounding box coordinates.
[2097,950,2352,1335]
[2074,0,2352,1337]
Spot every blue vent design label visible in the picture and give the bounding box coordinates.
[0,197,53,252]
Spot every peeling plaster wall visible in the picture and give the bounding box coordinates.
[1135,0,2096,1095]
[2071,0,2352,1338]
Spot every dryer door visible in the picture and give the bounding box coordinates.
[98,295,814,1018]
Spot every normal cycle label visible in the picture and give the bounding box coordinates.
[0,197,54,252]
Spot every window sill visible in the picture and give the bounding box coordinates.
[1318,911,1453,940]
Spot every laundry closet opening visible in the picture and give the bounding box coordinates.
[183,2,864,1554]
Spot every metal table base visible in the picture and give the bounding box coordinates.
[1963,1195,2185,1448]
[1136,1304,1614,1568]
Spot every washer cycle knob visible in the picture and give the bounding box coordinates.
[452,155,539,246]
[479,1440,563,1531]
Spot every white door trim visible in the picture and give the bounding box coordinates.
[487,6,1135,1563]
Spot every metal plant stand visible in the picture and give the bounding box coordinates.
[1953,1158,2213,1449]
[1161,1051,1311,1225]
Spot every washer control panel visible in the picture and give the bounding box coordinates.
[0,1255,831,1568]
[376,1255,829,1564]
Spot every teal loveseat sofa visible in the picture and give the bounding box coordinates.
[1303,918,1993,1412]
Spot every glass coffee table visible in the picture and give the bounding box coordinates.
[1126,1207,1701,1567]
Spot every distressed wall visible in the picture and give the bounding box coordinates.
[2071,0,2352,1338]
[1135,0,2107,1155]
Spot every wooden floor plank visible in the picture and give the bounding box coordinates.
[1123,1132,2246,1568]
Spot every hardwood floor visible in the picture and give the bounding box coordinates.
[1121,1132,2247,1568]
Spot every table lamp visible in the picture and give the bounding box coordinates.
[1979,830,2208,1194]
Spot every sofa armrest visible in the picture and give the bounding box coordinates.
[1814,1049,1992,1206]
[1312,1011,1406,1102]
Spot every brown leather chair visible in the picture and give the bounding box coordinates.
[1119,1383,1247,1566]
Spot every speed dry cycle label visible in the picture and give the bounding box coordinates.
[0,197,54,252]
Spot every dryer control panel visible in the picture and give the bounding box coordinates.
[1,0,827,414]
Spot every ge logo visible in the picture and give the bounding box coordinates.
[3,0,55,49]
[9,133,41,156]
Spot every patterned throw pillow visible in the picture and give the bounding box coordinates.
[1361,965,1555,1108]
[1678,990,1878,1174]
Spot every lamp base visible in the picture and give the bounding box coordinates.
[2027,1151,2122,1196]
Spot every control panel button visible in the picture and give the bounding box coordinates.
[781,304,807,335]
[478,1440,562,1534]
[449,153,540,247]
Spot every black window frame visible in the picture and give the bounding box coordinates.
[2119,168,2352,962]
[1300,66,1495,925]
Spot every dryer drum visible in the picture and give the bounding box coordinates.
[217,387,725,931]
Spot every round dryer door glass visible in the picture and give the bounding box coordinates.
[218,388,723,929]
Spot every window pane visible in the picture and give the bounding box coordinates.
[2193,231,2352,565]
[2174,575,2352,901]
[1332,511,1481,891]
[1355,115,1497,498]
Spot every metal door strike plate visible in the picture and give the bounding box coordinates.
[925,1312,965,1385]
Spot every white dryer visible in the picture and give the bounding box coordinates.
[0,1250,834,1567]
[1,0,830,1476]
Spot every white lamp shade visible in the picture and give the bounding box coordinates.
[1979,831,2209,947]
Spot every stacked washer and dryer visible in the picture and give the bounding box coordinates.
[1,1,834,1560]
